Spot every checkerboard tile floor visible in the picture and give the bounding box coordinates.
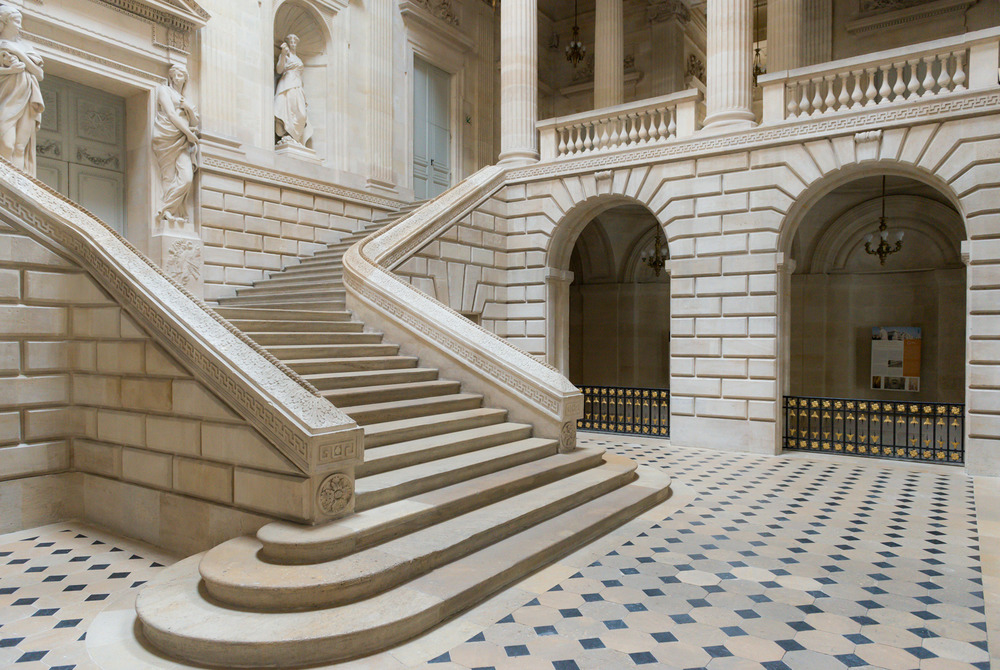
[0,524,176,670]
[0,436,992,669]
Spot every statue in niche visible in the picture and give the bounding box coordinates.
[152,64,200,227]
[274,34,312,147]
[0,5,44,176]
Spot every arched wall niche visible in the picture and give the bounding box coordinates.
[272,0,332,157]
[565,203,671,390]
[784,171,966,406]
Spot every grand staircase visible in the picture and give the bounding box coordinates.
[135,208,672,668]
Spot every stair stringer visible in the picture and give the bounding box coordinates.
[343,166,583,449]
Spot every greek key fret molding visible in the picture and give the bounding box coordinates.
[508,92,1000,183]
[0,160,361,475]
[201,157,406,211]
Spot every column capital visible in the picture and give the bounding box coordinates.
[647,0,690,24]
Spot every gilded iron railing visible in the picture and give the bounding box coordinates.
[783,396,964,464]
[577,386,669,438]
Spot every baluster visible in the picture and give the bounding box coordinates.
[936,52,953,91]
[658,107,670,139]
[667,107,677,137]
[628,114,640,144]
[599,119,611,150]
[865,67,879,106]
[787,83,800,118]
[850,70,864,108]
[892,62,907,100]
[877,64,892,102]
[574,124,585,153]
[953,50,967,90]
[922,55,936,93]
[557,127,567,156]
[825,75,838,112]
[906,58,921,97]
[800,81,812,116]
[648,109,661,142]
[609,116,622,148]
[811,77,824,115]
[583,122,594,152]
[837,74,850,110]
[638,112,650,144]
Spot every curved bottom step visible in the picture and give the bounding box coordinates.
[136,460,671,668]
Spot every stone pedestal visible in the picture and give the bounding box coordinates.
[703,0,756,130]
[499,0,538,165]
[276,139,322,164]
[594,0,624,109]
[151,229,204,298]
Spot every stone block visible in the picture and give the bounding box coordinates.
[0,411,19,444]
[0,374,69,408]
[694,397,748,419]
[696,317,748,337]
[71,307,120,338]
[0,305,67,336]
[121,378,173,412]
[281,222,314,241]
[203,245,246,266]
[24,340,96,372]
[0,441,70,478]
[145,345,189,377]
[96,341,145,374]
[74,439,121,477]
[722,295,777,316]
[23,407,90,441]
[72,374,121,407]
[171,380,239,421]
[670,377,721,397]
[282,189,314,209]
[263,236,300,255]
[0,267,19,298]
[122,448,173,489]
[24,271,109,304]
[201,423,296,473]
[696,234,748,257]
[722,338,777,358]
[97,410,145,446]
[696,357,748,378]
[201,208,245,231]
[748,401,777,421]
[224,194,264,216]
[0,234,74,268]
[696,275,747,296]
[749,317,778,336]
[224,230,263,252]
[748,274,777,295]
[722,379,776,400]
[246,181,281,203]
[0,341,18,374]
[146,415,201,456]
[173,457,233,503]
[201,173,245,195]
[671,337,721,357]
[225,266,265,285]
[665,257,722,278]
[233,468,310,519]
[697,192,748,217]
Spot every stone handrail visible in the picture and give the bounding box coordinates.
[537,89,703,162]
[0,159,363,521]
[343,166,583,449]
[759,27,1000,124]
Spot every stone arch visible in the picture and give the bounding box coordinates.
[570,219,615,282]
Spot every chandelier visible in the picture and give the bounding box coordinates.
[752,0,765,86]
[565,0,586,67]
[864,175,904,265]
[641,225,668,277]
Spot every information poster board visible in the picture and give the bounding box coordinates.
[871,326,921,391]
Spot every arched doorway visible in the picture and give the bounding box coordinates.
[563,204,671,436]
[783,173,966,463]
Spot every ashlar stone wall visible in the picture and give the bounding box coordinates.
[0,222,302,554]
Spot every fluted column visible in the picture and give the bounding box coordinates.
[367,0,394,187]
[768,0,802,72]
[802,0,832,66]
[648,0,690,96]
[704,0,756,130]
[499,0,538,165]
[594,0,623,109]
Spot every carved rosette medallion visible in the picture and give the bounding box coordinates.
[560,421,576,452]
[317,472,354,516]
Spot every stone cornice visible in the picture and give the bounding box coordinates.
[92,0,210,32]
[647,0,690,25]
[507,90,1000,183]
[847,0,974,34]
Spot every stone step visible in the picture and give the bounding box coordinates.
[356,436,558,511]
[227,319,365,333]
[285,355,419,375]
[364,407,507,448]
[212,306,353,322]
[322,379,460,407]
[252,273,343,289]
[341,392,483,426]
[357,421,533,477]
[266,342,400,360]
[258,447,602,563]
[218,298,348,311]
[199,450,623,609]
[248,331,384,346]
[136,462,671,668]
[274,260,343,276]
[231,286,346,299]
[302,367,439,391]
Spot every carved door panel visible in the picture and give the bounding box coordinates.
[35,76,126,235]
[413,58,451,200]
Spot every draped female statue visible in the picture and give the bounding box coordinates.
[152,64,199,227]
[274,34,312,147]
[0,5,44,175]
